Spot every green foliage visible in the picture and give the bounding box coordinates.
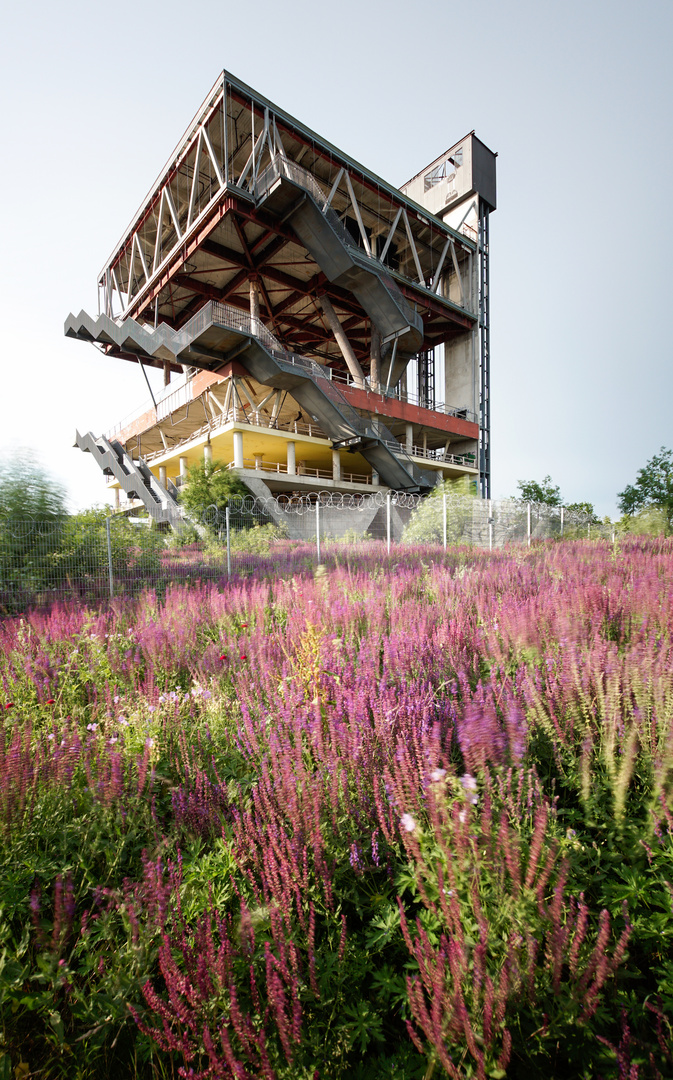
[565,501,600,522]
[0,450,67,522]
[618,446,673,531]
[403,477,475,545]
[517,474,562,506]
[0,506,164,613]
[1,544,673,1077]
[617,506,670,536]
[178,458,248,520]
[229,521,288,553]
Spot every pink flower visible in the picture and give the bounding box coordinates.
[400,813,416,833]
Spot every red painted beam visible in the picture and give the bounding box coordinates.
[339,384,478,439]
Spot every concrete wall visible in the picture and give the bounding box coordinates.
[444,329,478,417]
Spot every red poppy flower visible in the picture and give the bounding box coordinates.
[219,654,227,660]
[46,699,55,705]
[240,623,248,629]
[4,703,13,710]
[240,655,247,661]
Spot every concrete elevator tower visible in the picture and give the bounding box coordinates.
[401,135,497,496]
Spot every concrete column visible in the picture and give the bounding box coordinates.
[254,454,263,471]
[114,488,120,508]
[163,361,171,387]
[319,295,365,388]
[233,430,244,469]
[204,442,213,465]
[249,279,260,335]
[179,456,188,479]
[159,466,167,486]
[287,441,296,475]
[406,423,413,453]
[372,469,380,487]
[422,431,428,456]
[332,449,341,481]
[370,324,381,393]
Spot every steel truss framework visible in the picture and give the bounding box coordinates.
[97,71,477,374]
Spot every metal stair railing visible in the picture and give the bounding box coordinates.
[254,156,413,315]
[76,431,185,528]
[207,302,430,488]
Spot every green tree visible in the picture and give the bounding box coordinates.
[0,450,67,520]
[564,501,599,523]
[179,459,248,521]
[517,475,562,506]
[403,477,475,545]
[617,447,673,531]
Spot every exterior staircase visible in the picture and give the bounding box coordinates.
[75,431,185,529]
[254,155,423,385]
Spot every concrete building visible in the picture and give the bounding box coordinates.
[65,72,496,525]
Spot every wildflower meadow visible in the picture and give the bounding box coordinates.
[0,537,671,1078]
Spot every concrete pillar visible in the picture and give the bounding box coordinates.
[163,361,171,387]
[233,431,244,469]
[370,324,381,393]
[332,449,341,481]
[204,442,213,465]
[159,466,167,486]
[254,454,263,471]
[422,431,428,456]
[372,469,380,487]
[179,456,188,479]
[249,279,260,335]
[287,441,296,475]
[114,488,120,509]
[319,295,365,388]
[406,423,413,453]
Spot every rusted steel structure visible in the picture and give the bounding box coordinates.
[65,71,496,522]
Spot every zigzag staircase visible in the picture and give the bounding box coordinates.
[254,156,423,386]
[75,431,185,529]
[67,301,435,495]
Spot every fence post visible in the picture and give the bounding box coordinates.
[560,506,564,537]
[527,503,531,547]
[105,517,114,598]
[226,506,231,578]
[316,499,321,564]
[442,492,447,551]
[386,490,391,554]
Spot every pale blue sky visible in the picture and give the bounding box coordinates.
[1,0,670,518]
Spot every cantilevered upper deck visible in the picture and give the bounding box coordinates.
[96,70,477,383]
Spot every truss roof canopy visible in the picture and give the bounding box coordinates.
[97,70,478,375]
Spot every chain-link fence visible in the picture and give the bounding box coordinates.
[0,493,612,613]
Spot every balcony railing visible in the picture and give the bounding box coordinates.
[227,459,373,485]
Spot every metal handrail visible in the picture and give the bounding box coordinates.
[225,459,373,485]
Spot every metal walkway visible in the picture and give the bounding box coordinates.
[66,302,434,492]
[254,156,424,386]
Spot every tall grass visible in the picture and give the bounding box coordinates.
[0,538,671,1078]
